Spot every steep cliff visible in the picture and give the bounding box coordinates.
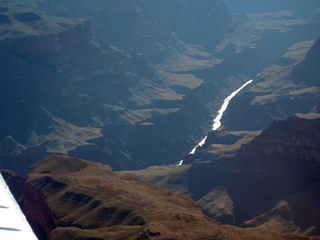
[128,115,320,236]
[175,33,320,236]
[0,1,211,173]
[39,0,230,64]
[1,0,230,173]
[0,1,91,96]
[0,3,123,172]
[238,115,320,161]
[222,37,320,131]
[292,38,320,87]
[6,155,320,240]
[189,115,320,235]
[1,0,320,176]
[182,39,320,233]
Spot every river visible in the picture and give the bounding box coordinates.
[177,77,255,165]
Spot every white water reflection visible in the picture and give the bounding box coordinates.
[177,78,254,165]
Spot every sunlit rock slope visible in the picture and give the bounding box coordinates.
[1,0,319,175]
[5,155,320,240]
[128,114,320,236]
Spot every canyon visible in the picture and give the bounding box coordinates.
[127,37,320,236]
[128,114,320,236]
[1,0,319,174]
[2,154,320,239]
[1,0,320,239]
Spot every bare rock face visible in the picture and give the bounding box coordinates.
[0,1,91,96]
[127,115,320,236]
[188,115,320,235]
[197,186,235,224]
[238,116,320,161]
[1,1,196,173]
[13,155,318,240]
[172,37,320,235]
[0,0,219,174]
[0,3,138,172]
[0,13,91,55]
[222,38,320,132]
[2,0,320,176]
[292,38,320,86]
[39,0,230,62]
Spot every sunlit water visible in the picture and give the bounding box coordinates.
[177,77,255,166]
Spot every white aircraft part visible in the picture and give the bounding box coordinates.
[0,173,38,240]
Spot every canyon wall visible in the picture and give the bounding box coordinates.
[1,0,320,176]
[4,155,319,240]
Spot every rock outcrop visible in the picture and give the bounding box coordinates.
[190,115,320,235]
[292,38,320,87]
[1,0,226,173]
[172,35,320,236]
[238,116,320,161]
[1,0,320,177]
[0,0,212,173]
[39,0,230,63]
[5,155,320,240]
[222,38,320,132]
[127,114,320,236]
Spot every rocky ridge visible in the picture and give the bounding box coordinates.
[193,115,320,234]
[222,37,320,132]
[3,155,320,240]
[39,0,231,64]
[0,1,320,238]
[1,0,211,173]
[1,0,229,173]
[178,35,320,235]
[1,0,320,176]
[238,116,320,160]
[128,114,320,236]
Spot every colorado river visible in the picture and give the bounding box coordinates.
[177,78,254,165]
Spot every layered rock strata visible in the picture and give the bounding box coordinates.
[127,115,320,236]
[5,155,320,240]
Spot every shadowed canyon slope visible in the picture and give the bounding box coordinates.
[1,0,320,174]
[1,0,320,239]
[0,0,229,173]
[0,0,208,172]
[186,37,320,161]
[3,155,320,240]
[127,35,320,236]
[128,114,320,236]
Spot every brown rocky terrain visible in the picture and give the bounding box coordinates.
[190,115,320,232]
[1,3,320,238]
[3,154,320,240]
[127,114,320,236]
[177,35,320,236]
